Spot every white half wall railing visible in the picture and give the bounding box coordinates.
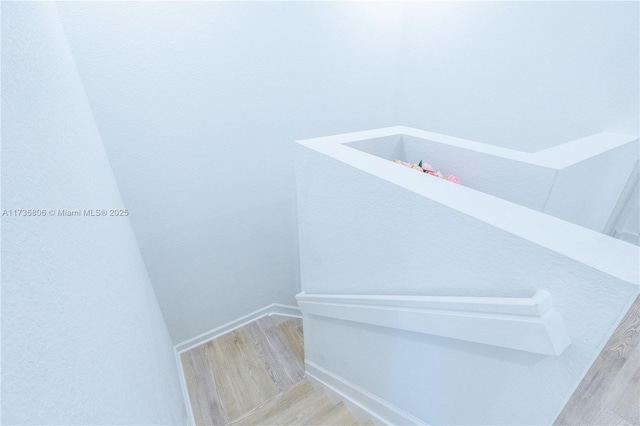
[295,126,639,425]
[300,126,638,234]
[296,290,571,356]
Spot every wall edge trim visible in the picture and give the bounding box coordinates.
[305,360,427,426]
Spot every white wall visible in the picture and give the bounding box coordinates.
[1,3,186,424]
[56,1,403,344]
[54,1,638,346]
[295,134,639,425]
[395,1,639,152]
[614,180,640,244]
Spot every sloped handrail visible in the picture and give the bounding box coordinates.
[296,290,571,356]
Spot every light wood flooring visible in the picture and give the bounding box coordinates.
[182,300,640,426]
[180,316,366,426]
[555,296,640,425]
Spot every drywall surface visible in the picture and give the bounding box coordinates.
[613,173,640,245]
[1,3,186,423]
[56,1,402,344]
[295,141,639,425]
[54,1,639,344]
[346,129,638,233]
[543,141,637,232]
[395,1,639,152]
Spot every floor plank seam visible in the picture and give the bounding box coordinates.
[181,316,358,426]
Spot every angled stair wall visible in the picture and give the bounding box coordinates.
[294,127,639,425]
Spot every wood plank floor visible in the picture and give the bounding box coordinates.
[183,300,640,426]
[555,296,640,425]
[180,316,364,426]
[229,380,357,426]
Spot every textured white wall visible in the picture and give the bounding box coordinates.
[56,1,402,344]
[395,1,639,151]
[296,140,639,425]
[615,181,640,244]
[1,3,187,424]
[54,1,638,346]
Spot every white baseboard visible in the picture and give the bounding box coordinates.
[174,349,197,426]
[174,303,301,354]
[271,303,304,318]
[305,360,426,426]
